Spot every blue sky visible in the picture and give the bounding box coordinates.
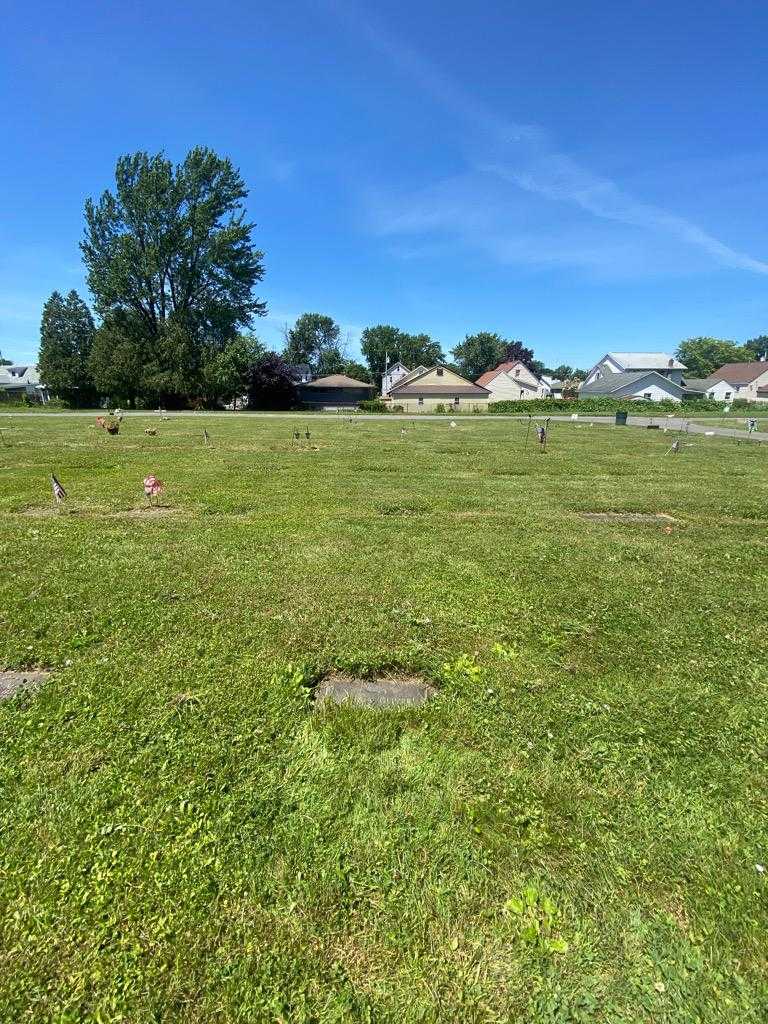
[2,0,767,370]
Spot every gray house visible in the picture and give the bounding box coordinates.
[298,374,375,409]
[579,370,684,403]
[0,364,49,402]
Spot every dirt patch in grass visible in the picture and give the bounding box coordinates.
[0,669,49,701]
[375,500,432,517]
[314,672,437,709]
[19,506,185,520]
[21,507,77,518]
[581,511,679,524]
[114,506,184,519]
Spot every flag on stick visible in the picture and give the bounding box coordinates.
[51,474,67,505]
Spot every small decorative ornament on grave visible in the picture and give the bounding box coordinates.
[143,475,164,506]
[450,420,457,428]
[203,428,211,445]
[144,427,157,436]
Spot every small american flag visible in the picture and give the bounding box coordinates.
[51,474,67,504]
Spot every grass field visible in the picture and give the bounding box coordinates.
[1,414,766,1023]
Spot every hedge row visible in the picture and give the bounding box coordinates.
[487,397,755,415]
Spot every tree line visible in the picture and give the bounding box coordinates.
[33,146,768,408]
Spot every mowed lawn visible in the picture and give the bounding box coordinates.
[0,414,766,1023]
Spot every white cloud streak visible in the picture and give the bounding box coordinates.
[326,0,768,276]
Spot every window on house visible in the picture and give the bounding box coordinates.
[643,392,652,400]
[418,396,424,406]
[514,368,520,377]
[453,396,460,405]
[436,368,444,376]
[725,392,732,400]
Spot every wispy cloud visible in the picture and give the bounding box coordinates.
[327,0,768,276]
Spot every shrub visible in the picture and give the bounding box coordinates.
[487,396,749,416]
[358,399,388,413]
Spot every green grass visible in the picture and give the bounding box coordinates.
[1,415,766,1023]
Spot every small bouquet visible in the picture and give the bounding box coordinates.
[143,475,164,506]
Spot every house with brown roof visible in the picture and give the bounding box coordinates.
[387,365,490,412]
[298,374,375,409]
[702,361,768,403]
[475,360,549,402]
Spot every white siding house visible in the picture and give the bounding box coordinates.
[475,360,548,402]
[584,352,686,388]
[701,361,768,403]
[381,361,411,397]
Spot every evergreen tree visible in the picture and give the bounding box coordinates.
[38,290,97,405]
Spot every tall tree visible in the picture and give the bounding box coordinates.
[81,147,265,404]
[89,311,145,406]
[550,364,574,380]
[0,351,11,366]
[340,360,372,383]
[361,325,444,382]
[283,313,340,372]
[504,339,537,371]
[744,335,768,361]
[38,290,97,405]
[451,332,507,381]
[676,337,749,378]
[202,334,263,407]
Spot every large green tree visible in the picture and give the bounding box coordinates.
[81,147,265,404]
[451,332,507,381]
[676,337,749,378]
[38,290,97,405]
[202,334,263,407]
[282,313,341,373]
[361,325,444,382]
[89,311,145,406]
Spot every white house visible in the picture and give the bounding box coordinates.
[475,360,549,402]
[0,364,49,402]
[702,361,768,403]
[381,361,413,397]
[579,370,684,402]
[583,352,686,388]
[541,375,565,399]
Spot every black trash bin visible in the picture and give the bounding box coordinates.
[615,411,628,426]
